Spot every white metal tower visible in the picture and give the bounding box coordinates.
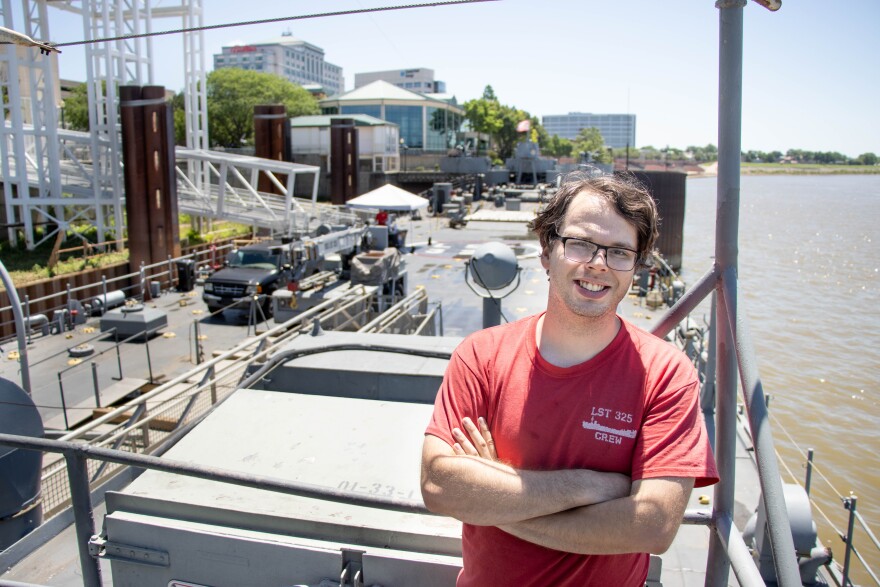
[1,0,209,250]
[1,0,63,249]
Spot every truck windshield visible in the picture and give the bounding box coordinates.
[226,249,281,270]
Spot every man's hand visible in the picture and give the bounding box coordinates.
[451,417,497,460]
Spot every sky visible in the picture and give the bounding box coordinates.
[32,0,880,157]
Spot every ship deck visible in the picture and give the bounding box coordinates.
[1,200,762,587]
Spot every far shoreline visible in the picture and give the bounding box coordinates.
[684,161,879,178]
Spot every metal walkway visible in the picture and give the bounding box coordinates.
[2,124,345,243]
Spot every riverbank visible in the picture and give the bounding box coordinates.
[694,161,879,177]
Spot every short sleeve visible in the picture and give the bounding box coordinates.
[425,338,490,447]
[631,377,719,488]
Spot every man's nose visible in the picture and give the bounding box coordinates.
[586,248,609,269]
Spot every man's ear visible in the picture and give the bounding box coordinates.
[540,248,550,271]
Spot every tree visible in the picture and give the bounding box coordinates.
[464,85,545,160]
[463,93,503,156]
[686,144,718,163]
[206,68,318,148]
[571,127,610,163]
[857,152,877,166]
[493,103,531,161]
[543,134,573,158]
[171,91,186,146]
[62,82,92,131]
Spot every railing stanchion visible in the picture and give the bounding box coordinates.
[805,448,814,496]
[194,319,202,365]
[24,294,32,344]
[167,255,174,292]
[115,328,123,380]
[144,330,154,384]
[58,372,70,430]
[64,451,102,587]
[91,362,101,408]
[209,365,217,404]
[842,495,857,587]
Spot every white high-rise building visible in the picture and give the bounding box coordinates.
[213,33,344,96]
[354,68,446,95]
[542,112,636,149]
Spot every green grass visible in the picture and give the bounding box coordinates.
[740,162,880,174]
[3,217,253,287]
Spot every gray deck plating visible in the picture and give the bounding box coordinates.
[1,205,743,587]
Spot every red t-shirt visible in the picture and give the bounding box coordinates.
[425,313,719,587]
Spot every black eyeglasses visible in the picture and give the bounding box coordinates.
[553,234,640,271]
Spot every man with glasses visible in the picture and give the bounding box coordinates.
[421,172,718,586]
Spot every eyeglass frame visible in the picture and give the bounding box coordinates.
[551,233,641,271]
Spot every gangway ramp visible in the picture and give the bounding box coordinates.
[174,148,329,235]
[4,124,346,247]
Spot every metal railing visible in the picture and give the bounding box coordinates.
[774,432,880,586]
[0,244,236,345]
[28,281,440,519]
[640,3,801,585]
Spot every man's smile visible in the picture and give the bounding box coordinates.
[575,279,610,294]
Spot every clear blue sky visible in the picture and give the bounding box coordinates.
[39,0,880,157]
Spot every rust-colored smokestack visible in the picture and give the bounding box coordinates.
[142,86,169,263]
[330,118,358,205]
[120,85,151,273]
[254,104,289,195]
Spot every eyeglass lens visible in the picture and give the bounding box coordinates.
[564,239,637,270]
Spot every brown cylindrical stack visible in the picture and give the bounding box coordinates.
[329,118,358,205]
[119,86,151,273]
[120,85,181,281]
[254,104,291,195]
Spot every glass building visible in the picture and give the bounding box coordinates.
[541,113,636,149]
[320,81,464,152]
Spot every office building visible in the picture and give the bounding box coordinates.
[354,68,445,94]
[542,112,636,149]
[213,33,344,97]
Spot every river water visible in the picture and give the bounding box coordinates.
[679,174,879,577]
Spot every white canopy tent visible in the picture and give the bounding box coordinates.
[344,184,429,211]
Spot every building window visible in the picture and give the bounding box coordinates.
[426,106,446,151]
[385,105,423,149]
[341,105,382,119]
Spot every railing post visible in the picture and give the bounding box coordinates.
[804,448,814,496]
[707,2,745,585]
[144,330,154,384]
[24,294,32,344]
[194,319,203,365]
[209,365,217,404]
[91,361,101,408]
[167,255,174,291]
[842,495,857,587]
[58,372,70,430]
[114,331,123,379]
[64,451,102,587]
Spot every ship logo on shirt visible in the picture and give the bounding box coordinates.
[582,418,637,445]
